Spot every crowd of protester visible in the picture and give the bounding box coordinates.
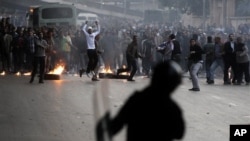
[0,15,250,85]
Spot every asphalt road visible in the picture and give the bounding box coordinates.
[0,73,249,141]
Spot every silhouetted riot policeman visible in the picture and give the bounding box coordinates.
[96,60,185,141]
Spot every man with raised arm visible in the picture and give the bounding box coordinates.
[82,21,101,81]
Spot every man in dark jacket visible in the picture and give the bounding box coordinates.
[223,34,237,84]
[235,37,250,85]
[188,39,203,91]
[30,32,48,84]
[170,34,182,66]
[117,35,141,81]
[203,36,214,83]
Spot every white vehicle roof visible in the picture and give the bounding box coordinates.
[78,13,98,17]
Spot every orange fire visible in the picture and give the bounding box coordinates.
[0,71,5,76]
[100,66,129,75]
[100,66,113,74]
[120,72,130,75]
[48,65,64,75]
[23,72,32,76]
[120,65,130,75]
[15,72,21,76]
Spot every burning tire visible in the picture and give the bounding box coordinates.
[44,65,64,80]
[44,74,60,80]
[99,73,129,79]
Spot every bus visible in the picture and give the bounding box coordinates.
[28,3,77,28]
[76,12,99,26]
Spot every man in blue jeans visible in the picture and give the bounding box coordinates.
[188,39,203,91]
[207,36,224,84]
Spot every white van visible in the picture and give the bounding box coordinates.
[77,13,99,26]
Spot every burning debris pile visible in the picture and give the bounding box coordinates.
[44,65,64,80]
[98,67,129,79]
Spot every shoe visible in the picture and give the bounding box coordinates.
[207,80,214,84]
[79,69,83,77]
[127,78,135,81]
[206,78,209,83]
[39,80,44,83]
[224,81,231,85]
[79,69,86,77]
[189,88,200,91]
[246,82,249,85]
[92,77,100,81]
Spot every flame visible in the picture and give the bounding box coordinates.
[100,66,130,76]
[0,71,5,75]
[101,66,113,73]
[48,65,64,75]
[121,72,130,75]
[122,65,126,69]
[16,72,21,76]
[23,72,32,76]
[120,65,130,75]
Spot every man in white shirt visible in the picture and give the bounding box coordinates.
[82,21,101,81]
